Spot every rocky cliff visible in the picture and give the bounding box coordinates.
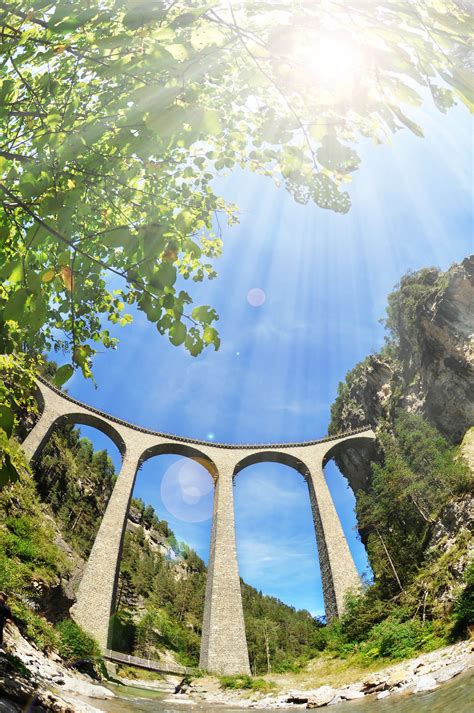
[329,256,474,492]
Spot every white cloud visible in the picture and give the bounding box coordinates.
[237,535,321,591]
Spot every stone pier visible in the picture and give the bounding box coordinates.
[23,376,376,673]
[71,448,142,648]
[199,461,250,673]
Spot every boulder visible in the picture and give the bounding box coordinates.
[388,669,411,688]
[362,672,388,687]
[340,688,365,701]
[306,686,336,708]
[361,672,388,693]
[413,675,438,693]
[287,691,309,704]
[434,662,465,683]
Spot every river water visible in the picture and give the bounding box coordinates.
[81,669,473,712]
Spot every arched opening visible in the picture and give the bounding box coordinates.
[30,419,123,620]
[233,453,323,675]
[322,437,377,583]
[109,445,216,669]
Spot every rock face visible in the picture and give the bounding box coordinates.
[409,257,474,441]
[329,257,474,492]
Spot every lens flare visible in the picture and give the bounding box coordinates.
[247,287,266,307]
[160,457,214,523]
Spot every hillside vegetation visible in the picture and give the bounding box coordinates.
[2,419,323,674]
[324,261,473,663]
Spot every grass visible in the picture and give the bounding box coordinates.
[55,618,102,663]
[116,663,167,682]
[261,654,388,691]
[219,674,277,694]
[10,599,59,652]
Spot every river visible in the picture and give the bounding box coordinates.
[80,668,473,712]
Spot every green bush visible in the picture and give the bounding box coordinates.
[7,514,62,570]
[359,616,445,661]
[339,589,390,644]
[109,611,136,653]
[0,552,29,592]
[452,560,474,638]
[55,619,101,662]
[219,675,276,692]
[270,658,306,673]
[11,601,59,652]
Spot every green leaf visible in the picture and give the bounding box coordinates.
[203,326,220,350]
[147,105,185,138]
[53,364,74,387]
[390,106,424,137]
[0,453,19,488]
[190,23,224,51]
[175,210,194,234]
[169,321,186,346]
[191,305,218,325]
[142,226,167,259]
[7,262,24,284]
[73,345,94,379]
[41,269,56,283]
[150,263,177,290]
[184,333,204,357]
[0,405,14,438]
[201,108,222,135]
[106,226,132,248]
[316,136,360,173]
[3,289,29,322]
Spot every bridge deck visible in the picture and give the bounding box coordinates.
[104,649,194,676]
[37,374,371,450]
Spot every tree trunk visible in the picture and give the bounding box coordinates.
[376,527,405,593]
[264,624,270,674]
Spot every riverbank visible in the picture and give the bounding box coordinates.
[1,621,472,711]
[0,623,115,712]
[177,638,474,709]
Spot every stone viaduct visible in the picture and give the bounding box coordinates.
[22,376,376,675]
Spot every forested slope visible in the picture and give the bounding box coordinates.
[2,420,322,674]
[322,258,474,659]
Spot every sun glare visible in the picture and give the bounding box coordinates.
[295,34,367,92]
[312,37,363,84]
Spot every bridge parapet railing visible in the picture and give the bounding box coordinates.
[104,648,195,676]
[35,374,373,450]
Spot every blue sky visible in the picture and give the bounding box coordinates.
[69,98,472,618]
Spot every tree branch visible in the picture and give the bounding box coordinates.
[0,149,33,163]
[0,181,200,327]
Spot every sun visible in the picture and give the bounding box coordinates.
[309,36,365,86]
[267,21,369,98]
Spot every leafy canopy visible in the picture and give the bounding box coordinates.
[0,0,472,375]
[0,0,472,486]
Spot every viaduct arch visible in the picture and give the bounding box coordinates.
[22,376,376,675]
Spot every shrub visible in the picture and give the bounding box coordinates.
[11,601,59,652]
[55,619,101,663]
[109,611,136,653]
[359,616,444,661]
[451,560,474,638]
[339,589,390,643]
[219,675,276,693]
[116,664,166,682]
